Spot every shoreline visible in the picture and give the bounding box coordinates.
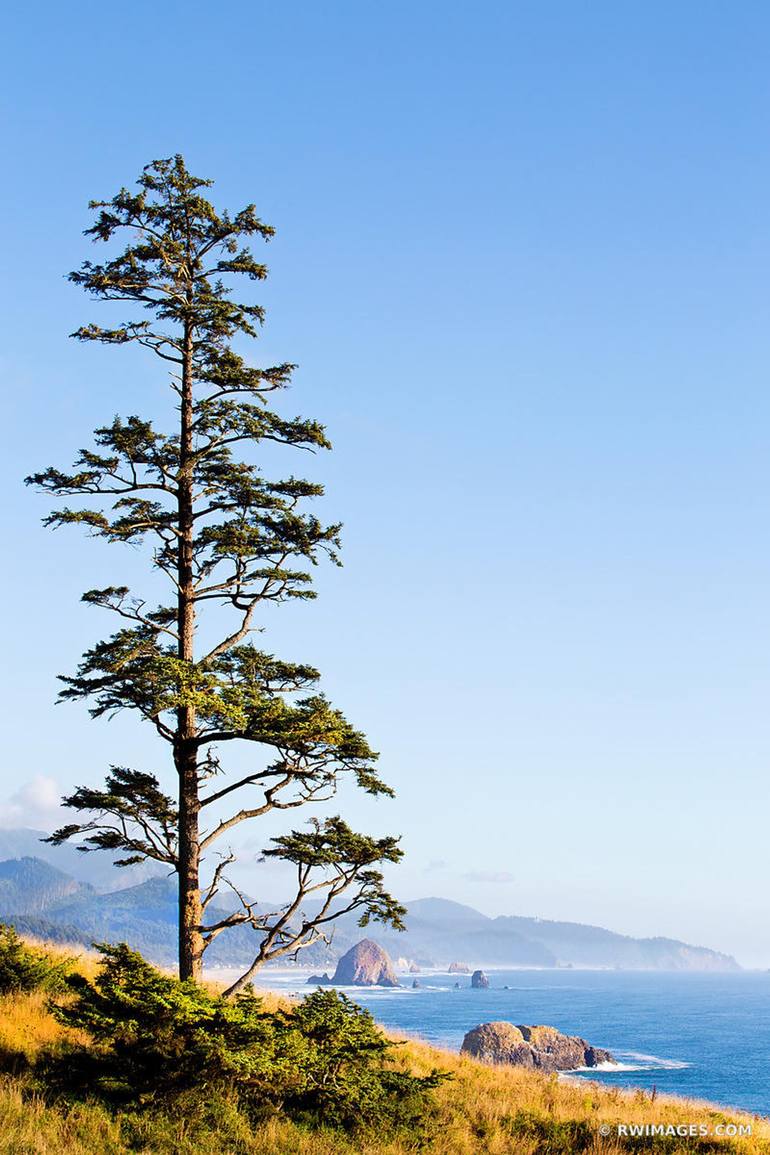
[202,964,770,1126]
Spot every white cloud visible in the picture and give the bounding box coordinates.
[0,776,64,830]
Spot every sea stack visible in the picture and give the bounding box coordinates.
[448,961,470,974]
[305,971,332,985]
[461,1022,613,1072]
[471,969,490,988]
[330,939,400,987]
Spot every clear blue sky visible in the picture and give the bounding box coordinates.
[3,1,770,965]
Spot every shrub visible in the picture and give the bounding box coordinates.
[47,943,293,1104]
[281,987,447,1131]
[46,943,445,1134]
[0,924,71,995]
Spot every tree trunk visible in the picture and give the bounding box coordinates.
[177,742,202,980]
[176,314,203,981]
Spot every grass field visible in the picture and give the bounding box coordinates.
[0,941,767,1155]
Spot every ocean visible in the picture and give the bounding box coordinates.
[246,967,770,1117]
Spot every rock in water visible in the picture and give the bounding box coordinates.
[461,1022,613,1072]
[471,969,490,988]
[305,972,331,985]
[448,961,470,974]
[330,939,400,987]
[408,961,421,973]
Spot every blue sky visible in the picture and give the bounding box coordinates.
[3,1,770,964]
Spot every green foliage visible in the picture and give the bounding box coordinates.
[49,767,178,867]
[284,987,446,1132]
[0,924,71,995]
[47,945,444,1135]
[263,817,406,931]
[48,943,294,1102]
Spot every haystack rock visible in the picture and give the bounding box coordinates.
[461,1022,613,1072]
[471,969,490,988]
[330,939,400,987]
[448,962,470,974]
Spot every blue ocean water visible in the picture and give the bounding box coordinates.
[258,968,770,1117]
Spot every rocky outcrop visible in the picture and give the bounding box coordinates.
[306,972,332,985]
[448,961,470,974]
[330,939,400,987]
[409,961,421,973]
[461,1021,613,1072]
[471,969,489,988]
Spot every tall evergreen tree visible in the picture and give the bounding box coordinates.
[27,156,404,990]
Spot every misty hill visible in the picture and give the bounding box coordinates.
[319,897,739,972]
[0,862,338,967]
[0,828,164,891]
[492,914,739,971]
[0,857,91,914]
[369,897,556,967]
[0,861,739,971]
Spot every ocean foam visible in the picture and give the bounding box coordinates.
[569,1052,691,1074]
[619,1051,691,1070]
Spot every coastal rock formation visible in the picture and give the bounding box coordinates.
[471,969,489,988]
[330,939,400,987]
[409,961,421,973]
[306,972,332,985]
[461,1022,613,1072]
[448,961,470,974]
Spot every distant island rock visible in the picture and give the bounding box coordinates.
[461,1022,613,1072]
[306,972,332,986]
[329,939,400,987]
[471,969,489,988]
[408,961,421,973]
[448,961,470,974]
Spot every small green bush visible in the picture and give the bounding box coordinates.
[46,943,445,1135]
[0,924,71,995]
[281,986,446,1131]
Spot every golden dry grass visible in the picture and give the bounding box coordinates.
[0,941,766,1154]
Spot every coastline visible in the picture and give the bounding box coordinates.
[204,964,770,1122]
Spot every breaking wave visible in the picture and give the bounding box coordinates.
[570,1051,691,1074]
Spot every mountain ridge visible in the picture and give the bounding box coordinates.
[0,856,739,971]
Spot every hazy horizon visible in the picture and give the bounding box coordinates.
[0,817,752,967]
